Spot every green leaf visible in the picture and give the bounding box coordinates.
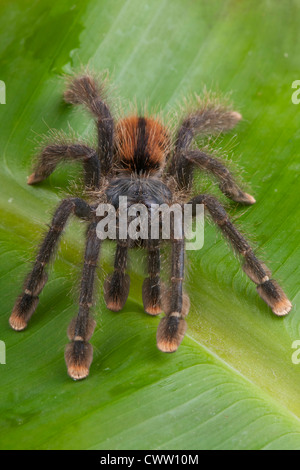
[0,0,299,450]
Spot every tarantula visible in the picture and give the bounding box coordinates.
[9,72,292,380]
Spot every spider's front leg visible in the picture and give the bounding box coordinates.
[188,194,292,316]
[65,221,101,380]
[9,198,92,331]
[156,214,190,353]
[103,237,130,312]
[142,237,163,315]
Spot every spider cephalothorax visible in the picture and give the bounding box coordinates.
[9,72,292,380]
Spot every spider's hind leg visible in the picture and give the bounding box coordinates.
[175,97,242,154]
[169,96,255,205]
[64,73,114,175]
[177,149,256,205]
[28,143,100,190]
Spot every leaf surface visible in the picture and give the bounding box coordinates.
[0,0,299,450]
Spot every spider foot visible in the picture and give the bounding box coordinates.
[156,314,187,353]
[27,173,44,185]
[233,192,256,205]
[220,182,256,205]
[104,272,130,312]
[9,293,39,331]
[142,278,162,315]
[257,279,292,316]
[65,340,93,380]
[9,272,48,331]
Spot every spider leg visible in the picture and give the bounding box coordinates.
[142,238,162,315]
[103,239,130,312]
[171,149,255,205]
[168,100,250,203]
[65,221,101,380]
[188,194,292,316]
[156,214,190,352]
[27,143,100,189]
[175,103,242,154]
[9,198,92,331]
[64,74,114,175]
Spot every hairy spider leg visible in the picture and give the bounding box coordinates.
[142,237,163,315]
[65,221,101,380]
[9,198,92,331]
[64,74,114,175]
[103,236,130,312]
[157,212,190,352]
[27,144,100,189]
[188,194,292,316]
[169,103,255,204]
[175,106,242,153]
[174,149,256,205]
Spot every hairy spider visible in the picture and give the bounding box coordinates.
[9,72,292,380]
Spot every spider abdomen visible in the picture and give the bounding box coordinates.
[115,116,170,174]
